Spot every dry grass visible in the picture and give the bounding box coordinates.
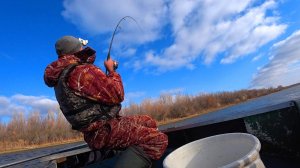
[0,86,285,154]
[122,86,285,124]
[0,137,83,154]
[0,111,82,154]
[157,104,235,126]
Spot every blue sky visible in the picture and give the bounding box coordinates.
[1,0,300,122]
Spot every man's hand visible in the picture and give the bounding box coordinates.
[104,59,115,73]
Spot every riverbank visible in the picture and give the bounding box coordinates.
[0,137,83,155]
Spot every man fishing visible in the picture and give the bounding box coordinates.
[44,35,168,167]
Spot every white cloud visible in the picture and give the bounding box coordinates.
[0,94,59,120]
[123,91,146,105]
[62,0,286,72]
[0,96,9,107]
[126,91,146,98]
[252,54,263,62]
[62,0,167,45]
[151,0,286,71]
[160,88,185,95]
[114,47,137,58]
[251,30,300,88]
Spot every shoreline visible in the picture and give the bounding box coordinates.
[0,138,83,155]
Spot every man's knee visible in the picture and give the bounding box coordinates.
[158,132,168,151]
[141,115,158,128]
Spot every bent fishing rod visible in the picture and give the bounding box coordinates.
[105,16,139,75]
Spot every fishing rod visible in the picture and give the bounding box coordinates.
[105,16,140,75]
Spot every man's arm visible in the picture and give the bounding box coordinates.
[68,63,124,105]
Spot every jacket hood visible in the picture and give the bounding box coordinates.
[44,51,96,87]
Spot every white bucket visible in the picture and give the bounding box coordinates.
[163,133,265,168]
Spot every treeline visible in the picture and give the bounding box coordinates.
[0,86,285,152]
[121,86,285,123]
[0,111,81,152]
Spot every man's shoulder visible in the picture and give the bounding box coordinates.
[74,63,96,69]
[75,64,105,75]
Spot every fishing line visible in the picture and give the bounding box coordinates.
[106,16,141,75]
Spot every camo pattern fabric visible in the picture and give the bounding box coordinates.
[44,54,124,105]
[81,115,168,160]
[45,54,168,160]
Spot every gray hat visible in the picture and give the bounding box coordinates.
[55,36,82,56]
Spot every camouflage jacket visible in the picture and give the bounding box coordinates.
[44,53,124,129]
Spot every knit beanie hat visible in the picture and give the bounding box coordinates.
[55,36,82,56]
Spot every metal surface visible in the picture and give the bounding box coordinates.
[244,104,300,157]
[39,144,91,162]
[0,142,87,168]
